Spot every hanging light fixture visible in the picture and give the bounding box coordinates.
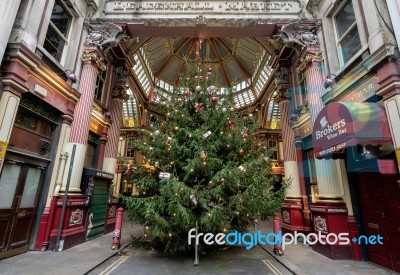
[323,74,337,89]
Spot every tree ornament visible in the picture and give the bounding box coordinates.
[239,165,246,173]
[227,119,235,130]
[195,85,201,92]
[189,194,198,209]
[183,89,189,97]
[200,151,207,160]
[230,107,235,112]
[166,137,172,146]
[195,75,203,84]
[124,163,136,175]
[222,107,227,112]
[207,67,212,75]
[159,172,171,180]
[195,102,204,111]
[248,113,253,118]
[211,96,218,102]
[241,127,248,137]
[203,130,212,139]
[207,86,216,93]
[174,126,179,131]
[154,130,160,136]
[155,162,159,168]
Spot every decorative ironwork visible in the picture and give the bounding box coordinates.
[273,20,318,53]
[86,23,129,52]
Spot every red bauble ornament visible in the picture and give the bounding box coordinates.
[227,119,235,130]
[183,89,189,97]
[195,102,204,111]
[211,96,217,102]
[207,67,212,73]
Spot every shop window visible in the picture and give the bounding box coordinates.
[84,133,99,168]
[14,111,53,138]
[43,0,73,63]
[126,138,135,158]
[295,71,307,109]
[334,0,362,66]
[267,139,278,160]
[95,70,107,103]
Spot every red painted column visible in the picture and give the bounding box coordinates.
[300,47,352,259]
[97,132,108,170]
[62,48,106,193]
[103,89,127,175]
[294,138,311,232]
[48,48,106,250]
[275,86,304,233]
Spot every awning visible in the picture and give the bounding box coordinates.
[312,102,392,158]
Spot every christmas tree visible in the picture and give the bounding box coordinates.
[124,65,284,254]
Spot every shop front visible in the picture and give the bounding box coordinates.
[312,101,400,271]
[0,93,61,259]
[81,168,115,239]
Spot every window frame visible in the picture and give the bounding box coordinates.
[43,0,74,65]
[333,0,362,67]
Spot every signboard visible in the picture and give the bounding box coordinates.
[312,103,354,157]
[107,1,300,14]
[89,120,102,135]
[338,77,378,103]
[0,141,8,158]
[312,102,391,158]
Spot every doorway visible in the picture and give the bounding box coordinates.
[356,172,400,272]
[0,161,44,259]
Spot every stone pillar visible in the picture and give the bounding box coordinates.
[47,115,73,202]
[299,48,344,202]
[97,132,108,171]
[0,0,21,63]
[62,48,106,193]
[103,89,126,175]
[276,89,301,197]
[378,62,400,173]
[0,87,24,172]
[276,86,305,232]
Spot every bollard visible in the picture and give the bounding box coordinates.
[273,213,283,256]
[112,207,124,250]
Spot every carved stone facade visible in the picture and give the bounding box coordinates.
[86,23,129,52]
[96,0,310,26]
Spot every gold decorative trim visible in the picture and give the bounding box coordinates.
[298,53,323,72]
[81,50,106,71]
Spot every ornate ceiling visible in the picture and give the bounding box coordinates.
[143,37,265,87]
[123,35,280,128]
